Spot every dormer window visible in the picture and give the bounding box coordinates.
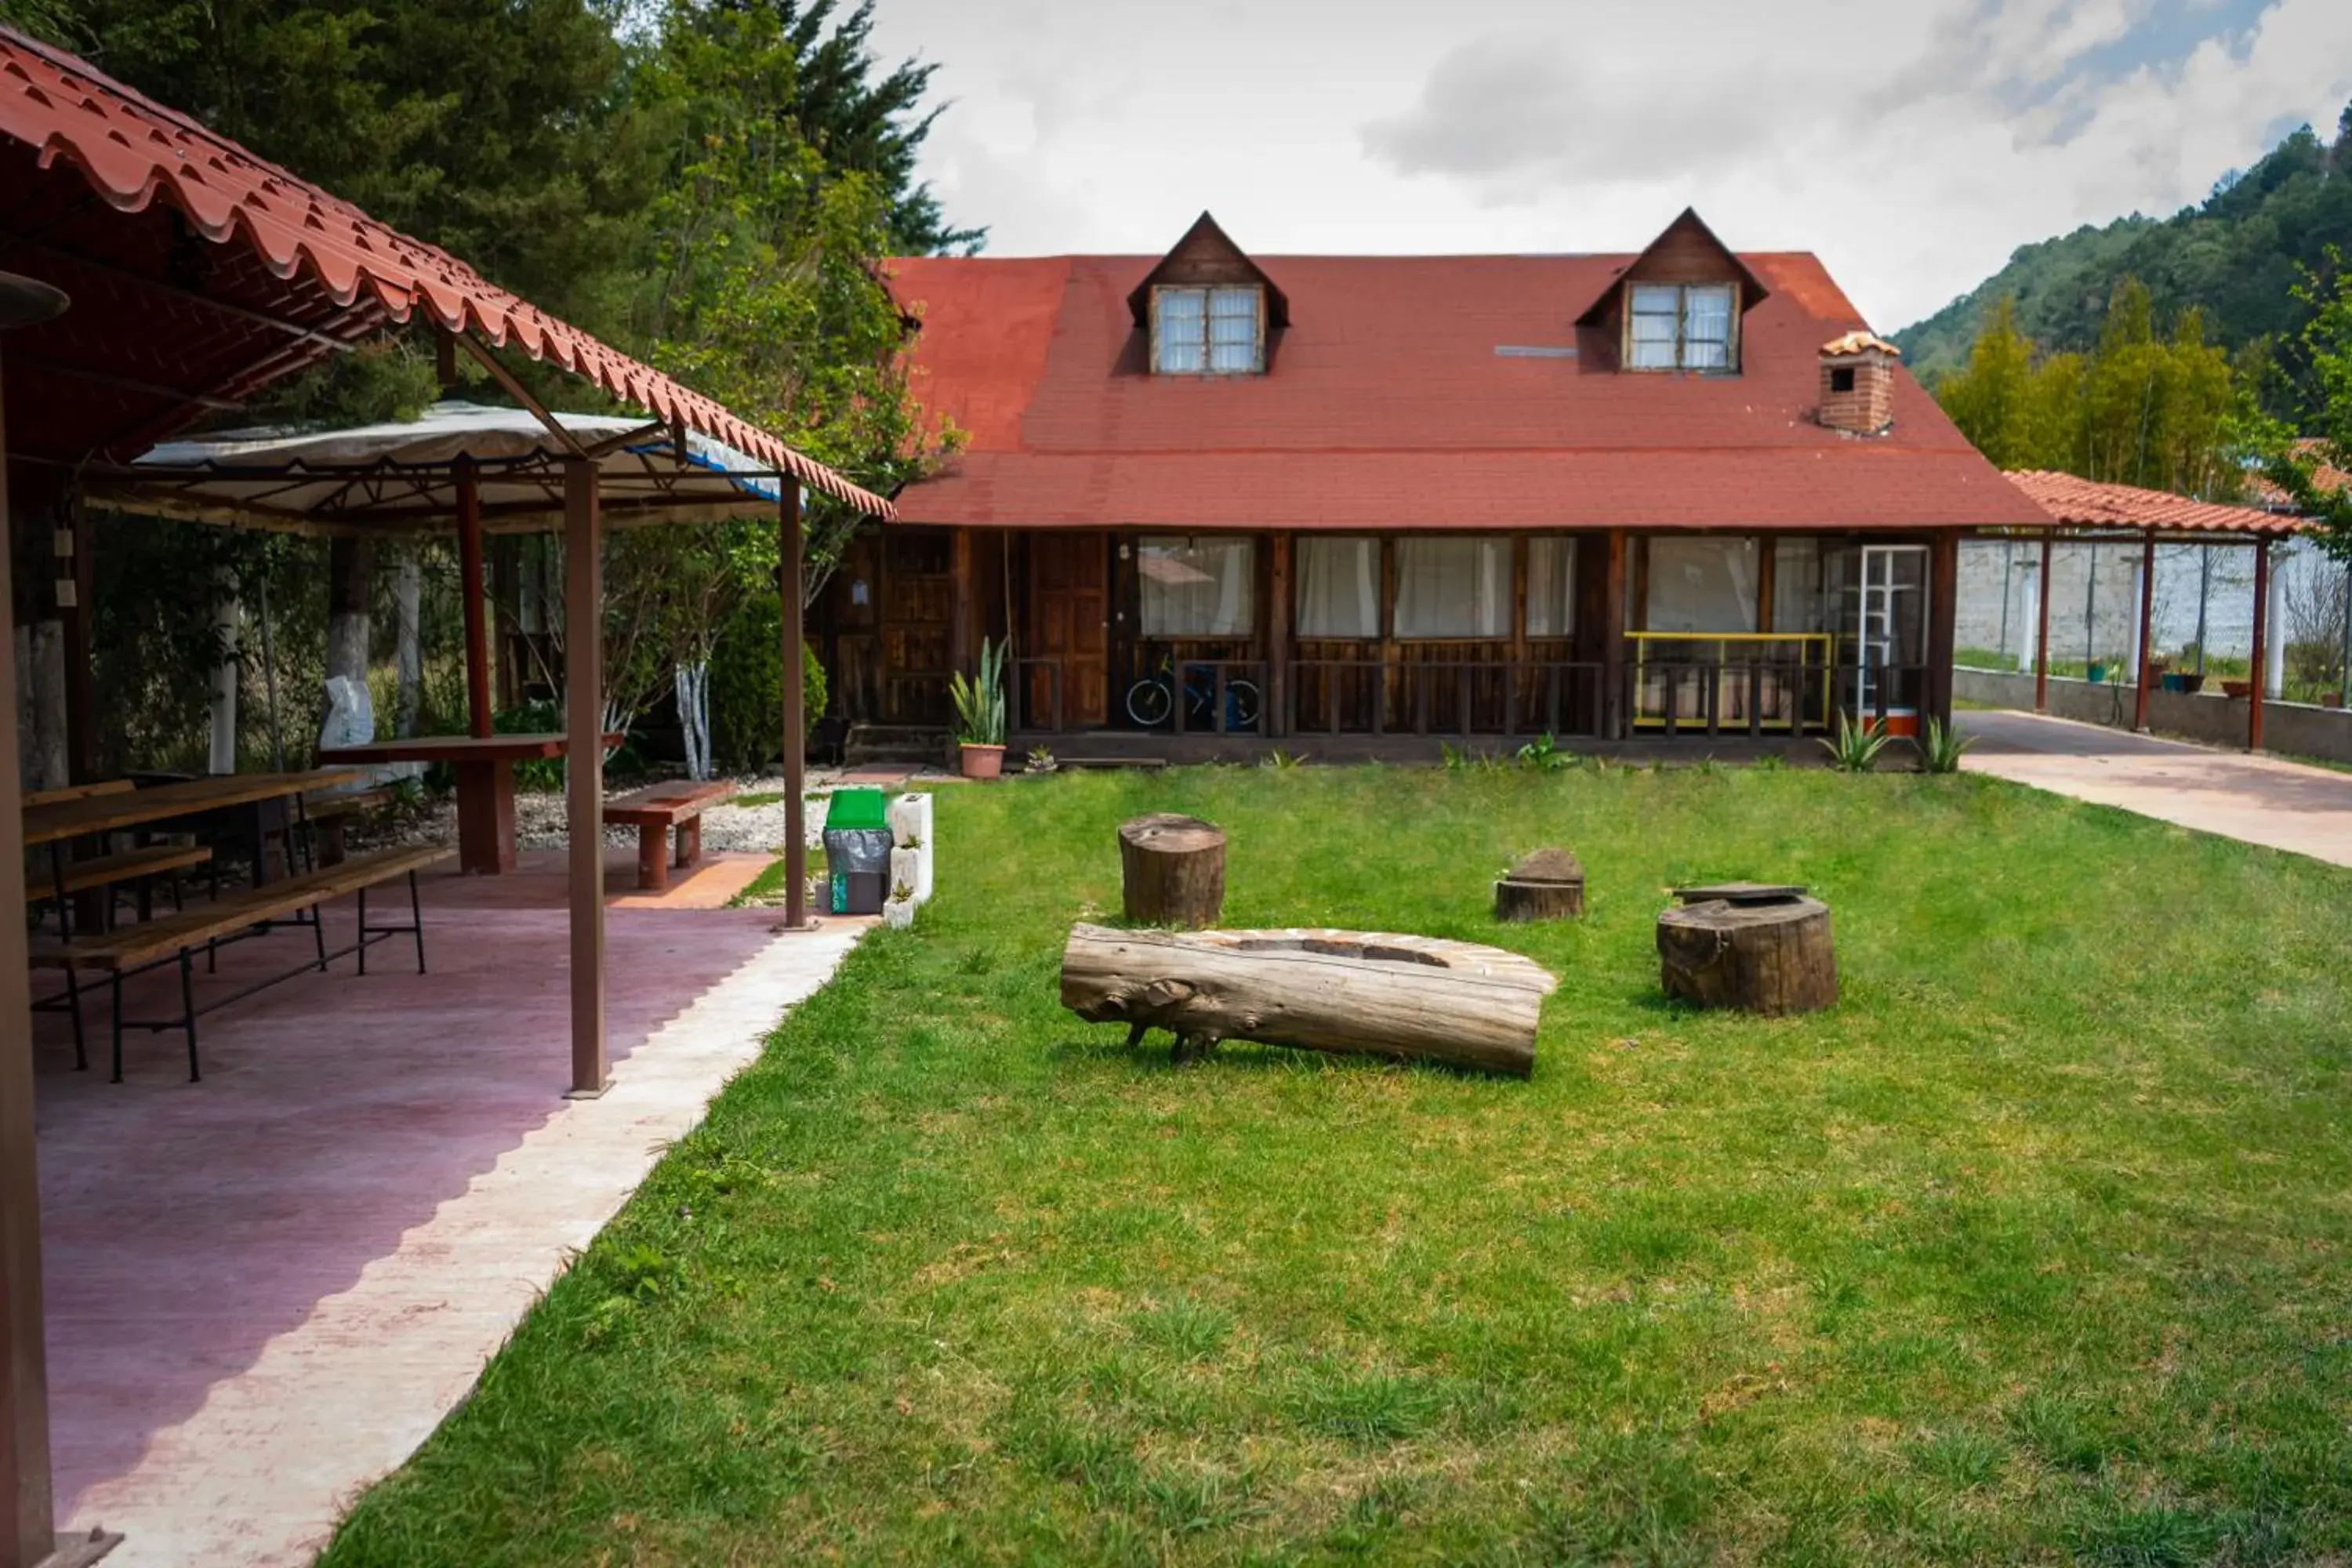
[1628,282,1736,371]
[1154,285,1264,375]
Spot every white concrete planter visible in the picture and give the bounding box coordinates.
[882,898,916,930]
[887,793,935,904]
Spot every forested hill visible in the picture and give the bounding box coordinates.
[1896,102,2352,388]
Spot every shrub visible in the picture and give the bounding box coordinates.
[708,597,828,772]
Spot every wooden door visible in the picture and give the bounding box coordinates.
[1026,532,1109,727]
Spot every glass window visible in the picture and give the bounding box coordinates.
[1771,537,1826,633]
[1625,281,1737,371]
[1296,536,1381,639]
[1527,536,1577,637]
[1646,537,1761,633]
[1138,536,1255,637]
[1155,285,1263,374]
[1394,536,1511,639]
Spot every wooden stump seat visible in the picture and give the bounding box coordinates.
[1656,883,1836,1015]
[602,781,737,891]
[1117,813,1225,929]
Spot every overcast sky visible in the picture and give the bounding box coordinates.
[866,0,2352,330]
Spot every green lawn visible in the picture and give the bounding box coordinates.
[321,764,2352,1566]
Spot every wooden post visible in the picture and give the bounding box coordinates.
[1600,530,1628,738]
[781,485,808,931]
[59,501,93,786]
[949,527,977,675]
[2034,529,2053,713]
[2249,540,2269,753]
[563,457,607,1097]
[456,456,492,739]
[1265,532,1291,738]
[2132,529,2156,732]
[1926,529,1958,730]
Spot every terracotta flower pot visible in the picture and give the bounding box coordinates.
[2221,680,2252,700]
[959,742,1005,780]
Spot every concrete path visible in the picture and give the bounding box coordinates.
[48,883,865,1567]
[1961,708,2352,869]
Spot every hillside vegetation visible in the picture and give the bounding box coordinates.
[1898,103,2352,417]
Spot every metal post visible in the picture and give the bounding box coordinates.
[2339,561,2351,710]
[2034,530,2053,713]
[2194,544,2210,674]
[563,457,607,1097]
[2132,530,2155,733]
[456,455,493,739]
[2249,542,2270,753]
[2084,539,2097,670]
[780,485,808,932]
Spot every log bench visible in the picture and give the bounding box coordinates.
[602,781,735,891]
[32,844,448,1082]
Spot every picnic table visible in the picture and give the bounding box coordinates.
[23,768,366,935]
[314,733,615,876]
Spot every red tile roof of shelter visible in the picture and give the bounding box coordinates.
[2006,470,2303,536]
[0,24,888,516]
[2244,438,2349,510]
[886,247,2049,532]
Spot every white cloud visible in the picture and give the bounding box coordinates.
[863,0,2352,327]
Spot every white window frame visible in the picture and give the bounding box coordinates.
[1624,281,1739,372]
[1153,285,1265,375]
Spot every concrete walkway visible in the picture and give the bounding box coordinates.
[41,857,866,1567]
[1961,708,2352,869]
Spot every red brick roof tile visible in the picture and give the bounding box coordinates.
[2007,470,2302,535]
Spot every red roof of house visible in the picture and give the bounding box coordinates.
[2007,470,2303,536]
[0,24,888,516]
[2245,438,2349,510]
[887,248,2048,532]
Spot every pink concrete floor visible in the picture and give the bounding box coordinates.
[29,848,787,1522]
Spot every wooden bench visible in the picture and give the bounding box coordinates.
[34,844,449,1082]
[24,843,211,913]
[24,778,135,809]
[302,786,397,867]
[602,781,735,891]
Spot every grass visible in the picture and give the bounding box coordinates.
[320,764,2352,1565]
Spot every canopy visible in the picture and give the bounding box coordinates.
[85,401,818,535]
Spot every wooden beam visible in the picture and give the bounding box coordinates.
[1266,532,1292,739]
[60,500,93,786]
[0,349,56,1568]
[781,485,810,931]
[562,457,607,1097]
[949,527,976,674]
[456,456,493,739]
[2249,541,2270,753]
[2132,529,2156,733]
[451,334,587,459]
[1926,528,1958,730]
[2034,529,2053,713]
[1601,530,1628,739]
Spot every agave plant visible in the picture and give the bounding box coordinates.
[1515,731,1575,771]
[949,637,1007,747]
[1915,717,1975,774]
[1818,713,1892,773]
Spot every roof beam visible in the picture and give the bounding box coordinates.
[0,233,363,356]
[448,332,587,459]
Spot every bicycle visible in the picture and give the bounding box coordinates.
[1125,659,1261,732]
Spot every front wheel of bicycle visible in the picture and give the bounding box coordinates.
[1226,678,1263,731]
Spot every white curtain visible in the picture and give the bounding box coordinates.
[1527,537,1577,637]
[1156,288,1205,372]
[1772,538,1825,632]
[1297,536,1381,638]
[1208,287,1260,372]
[1139,536,1255,636]
[1395,536,1510,639]
[1628,283,1680,369]
[1646,537,1759,632]
[1682,285,1733,370]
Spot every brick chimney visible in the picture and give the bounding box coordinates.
[1817,330,1900,436]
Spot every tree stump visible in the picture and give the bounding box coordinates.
[1657,889,1836,1014]
[1118,813,1225,928]
[1494,847,1584,922]
[1061,924,1556,1075]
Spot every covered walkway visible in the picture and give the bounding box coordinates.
[1961,708,2352,869]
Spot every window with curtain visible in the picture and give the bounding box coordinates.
[1527,536,1577,637]
[1296,536,1381,639]
[1625,282,1737,371]
[1771,537,1826,633]
[1138,536,1255,637]
[1394,536,1511,639]
[1154,285,1264,374]
[1646,537,1760,632]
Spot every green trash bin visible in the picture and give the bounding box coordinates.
[823,788,889,831]
[822,788,893,914]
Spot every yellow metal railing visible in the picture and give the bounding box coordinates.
[1628,631,1835,731]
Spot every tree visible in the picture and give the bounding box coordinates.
[2260,252,2352,562]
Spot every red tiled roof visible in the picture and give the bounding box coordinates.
[2244,438,2349,510]
[2006,470,2303,535]
[0,25,888,516]
[886,248,2049,532]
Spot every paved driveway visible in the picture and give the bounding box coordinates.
[1961,709,2352,869]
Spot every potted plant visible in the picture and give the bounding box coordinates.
[2221,678,2253,699]
[949,637,1008,779]
[1025,745,1058,775]
[2085,659,2108,684]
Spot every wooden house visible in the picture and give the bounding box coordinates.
[821,209,2049,757]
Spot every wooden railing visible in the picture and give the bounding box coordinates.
[1288,660,1606,738]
